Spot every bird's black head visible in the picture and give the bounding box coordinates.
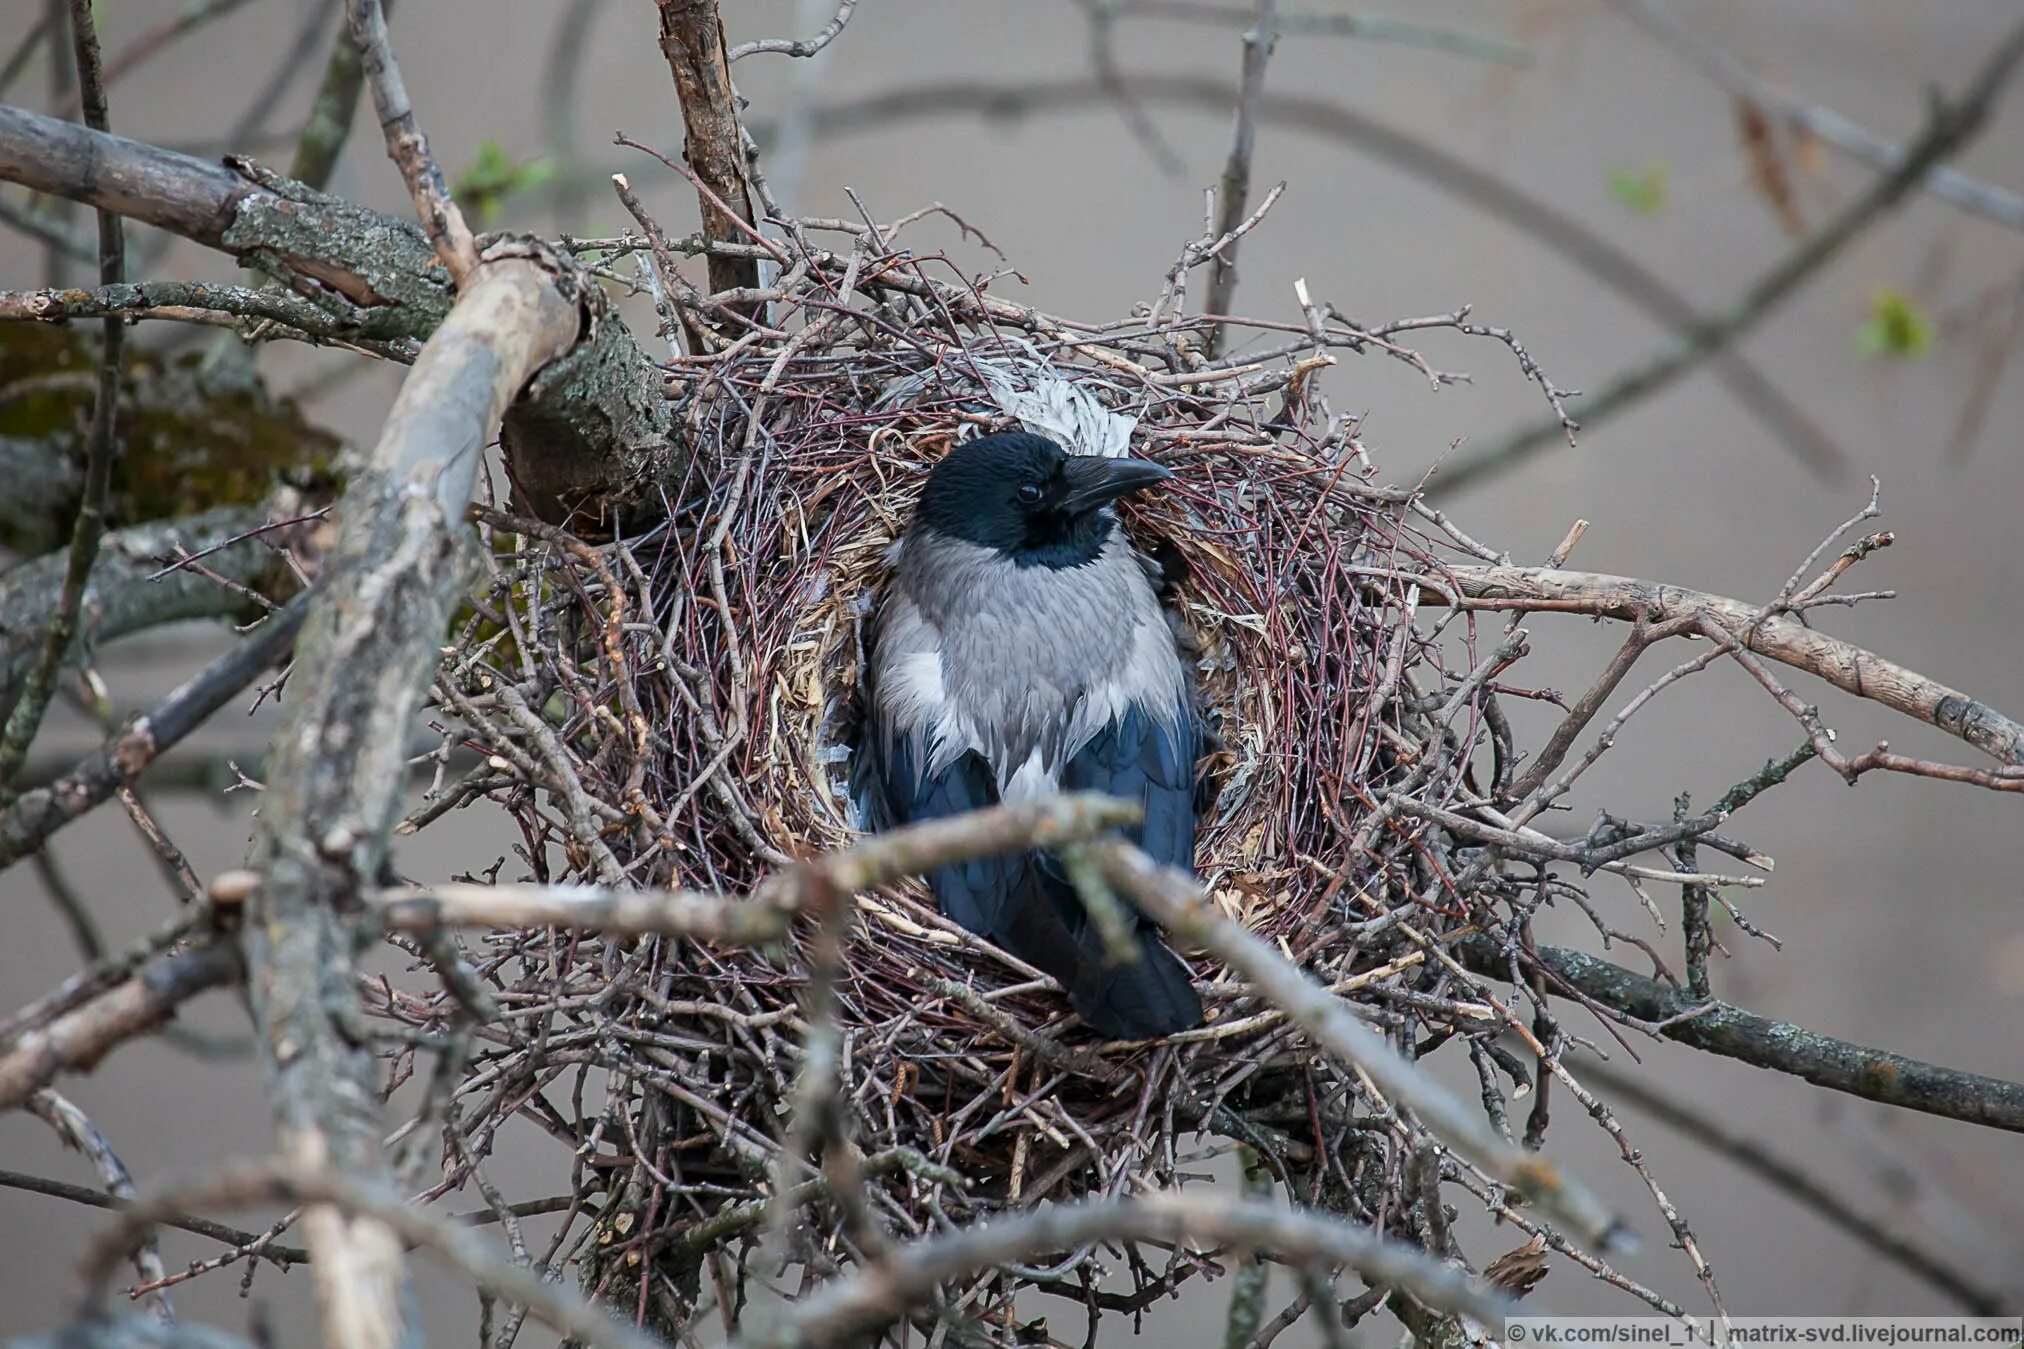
[912,432,1172,569]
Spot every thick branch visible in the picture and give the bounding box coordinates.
[0,508,281,717]
[0,102,672,525]
[654,0,762,298]
[767,1192,1510,1347]
[0,945,241,1110]
[243,250,578,1349]
[1464,938,2024,1133]
[1433,566,2024,768]
[0,594,304,874]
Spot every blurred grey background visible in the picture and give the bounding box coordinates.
[3,0,2022,1340]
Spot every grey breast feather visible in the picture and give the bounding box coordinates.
[870,529,1187,795]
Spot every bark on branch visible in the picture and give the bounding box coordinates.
[0,102,672,526]
[1462,938,2024,1133]
[654,0,763,300]
[1431,566,2024,768]
[242,248,579,1349]
[0,507,283,716]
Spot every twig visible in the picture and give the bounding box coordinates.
[1437,17,2024,493]
[1204,0,1276,357]
[761,1191,1511,1346]
[728,0,858,61]
[0,0,123,788]
[241,253,578,1349]
[343,0,479,282]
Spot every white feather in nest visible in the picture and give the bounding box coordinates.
[873,348,1139,459]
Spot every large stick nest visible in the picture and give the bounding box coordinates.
[403,214,1574,1319]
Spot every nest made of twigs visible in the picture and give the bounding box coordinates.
[416,216,1543,1311]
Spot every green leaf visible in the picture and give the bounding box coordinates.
[1607,161,1668,216]
[453,140,557,225]
[1854,287,1933,359]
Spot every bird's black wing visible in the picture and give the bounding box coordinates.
[1047,699,1205,1036]
[1059,701,1199,871]
[853,721,1031,937]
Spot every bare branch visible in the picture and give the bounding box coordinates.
[728,0,858,62]
[243,251,578,1349]
[0,0,123,787]
[1465,938,2024,1133]
[0,595,303,874]
[374,794,1140,941]
[1428,566,2024,770]
[1204,0,1276,357]
[1095,841,1629,1251]
[342,0,479,282]
[0,945,241,1111]
[767,1191,1510,1346]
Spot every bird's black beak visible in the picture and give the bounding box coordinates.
[1059,455,1173,514]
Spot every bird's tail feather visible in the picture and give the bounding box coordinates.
[995,858,1203,1039]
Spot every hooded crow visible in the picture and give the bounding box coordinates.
[854,432,1205,1037]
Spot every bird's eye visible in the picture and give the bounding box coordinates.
[1016,483,1045,506]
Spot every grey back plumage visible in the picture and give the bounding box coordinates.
[869,527,1190,799]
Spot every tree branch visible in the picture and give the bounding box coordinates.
[765,1191,1511,1347]
[1204,0,1275,357]
[1095,840,1628,1251]
[654,0,763,300]
[1463,938,2024,1133]
[0,945,241,1111]
[343,0,478,283]
[374,794,1140,941]
[242,250,578,1349]
[0,0,123,787]
[1429,566,2024,769]
[0,102,673,525]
